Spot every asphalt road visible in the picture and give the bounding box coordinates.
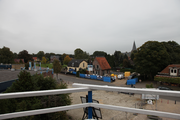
[55,73,114,86]
[56,73,180,102]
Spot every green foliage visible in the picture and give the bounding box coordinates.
[162,41,180,64]
[134,41,170,80]
[0,46,14,64]
[105,54,115,68]
[120,68,135,73]
[93,51,107,57]
[123,59,130,68]
[0,70,71,120]
[19,59,23,64]
[63,55,71,65]
[130,50,137,61]
[41,56,47,64]
[53,59,61,74]
[146,83,154,88]
[74,48,89,59]
[37,51,45,60]
[18,50,33,63]
[154,76,180,84]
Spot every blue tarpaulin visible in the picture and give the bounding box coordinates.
[69,69,75,72]
[103,77,111,82]
[72,71,76,75]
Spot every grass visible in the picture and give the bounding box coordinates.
[36,63,53,69]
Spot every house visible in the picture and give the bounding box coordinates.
[155,64,180,86]
[157,64,180,77]
[67,59,88,72]
[50,56,60,63]
[93,57,111,76]
[14,59,24,63]
[32,57,40,62]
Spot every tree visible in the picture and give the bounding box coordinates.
[41,56,47,64]
[74,48,89,59]
[162,41,180,64]
[130,50,137,61]
[123,59,130,68]
[18,50,32,63]
[61,53,67,64]
[63,55,71,65]
[53,59,62,80]
[93,51,107,57]
[37,51,45,60]
[134,41,170,80]
[0,70,71,120]
[13,52,18,59]
[0,46,14,64]
[114,51,122,67]
[105,54,115,68]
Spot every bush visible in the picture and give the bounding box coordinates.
[154,76,180,84]
[0,70,71,120]
[146,83,154,88]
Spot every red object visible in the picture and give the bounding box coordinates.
[167,100,169,104]
[95,57,111,70]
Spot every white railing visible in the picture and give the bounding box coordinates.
[0,83,180,120]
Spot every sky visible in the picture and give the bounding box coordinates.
[0,0,180,55]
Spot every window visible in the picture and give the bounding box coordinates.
[72,63,74,67]
[97,65,99,69]
[171,69,173,73]
[174,69,176,73]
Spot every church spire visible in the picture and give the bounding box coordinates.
[132,41,136,52]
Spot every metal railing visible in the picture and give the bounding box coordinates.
[0,83,180,120]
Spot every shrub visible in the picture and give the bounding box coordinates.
[146,83,154,88]
[0,70,71,120]
[154,76,180,84]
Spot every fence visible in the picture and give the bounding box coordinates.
[79,73,111,82]
[0,83,180,120]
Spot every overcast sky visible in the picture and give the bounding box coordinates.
[0,0,180,55]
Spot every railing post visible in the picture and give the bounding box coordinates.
[88,91,92,119]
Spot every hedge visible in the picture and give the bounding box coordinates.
[154,76,180,84]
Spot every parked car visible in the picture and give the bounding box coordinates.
[127,74,136,80]
[118,74,124,79]
[158,86,172,90]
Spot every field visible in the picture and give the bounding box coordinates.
[36,63,53,69]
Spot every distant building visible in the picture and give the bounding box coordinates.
[67,59,88,72]
[123,41,137,57]
[93,57,111,76]
[14,59,24,63]
[50,56,60,63]
[32,57,40,62]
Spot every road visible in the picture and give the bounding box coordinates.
[56,73,180,102]
[55,73,114,86]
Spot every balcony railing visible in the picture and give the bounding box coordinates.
[0,83,180,120]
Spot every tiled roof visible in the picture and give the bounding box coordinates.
[160,64,180,74]
[68,59,85,67]
[95,57,111,70]
[14,59,24,63]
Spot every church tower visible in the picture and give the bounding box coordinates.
[131,41,136,52]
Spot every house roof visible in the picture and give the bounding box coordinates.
[33,57,37,60]
[160,64,180,74]
[68,59,86,67]
[95,57,111,70]
[14,59,24,63]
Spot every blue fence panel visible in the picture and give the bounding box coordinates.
[134,78,138,83]
[97,76,103,80]
[80,74,85,78]
[90,75,97,80]
[127,80,136,85]
[85,74,91,79]
[103,77,111,82]
[72,71,76,75]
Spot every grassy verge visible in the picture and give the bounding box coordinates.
[36,63,53,69]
